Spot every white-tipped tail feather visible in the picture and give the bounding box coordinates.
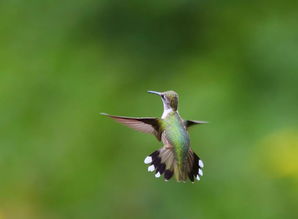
[143,149,175,181]
[148,165,155,172]
[144,156,152,164]
[144,148,205,183]
[198,168,203,176]
[199,160,204,168]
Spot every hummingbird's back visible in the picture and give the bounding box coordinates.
[162,112,190,159]
[160,112,194,181]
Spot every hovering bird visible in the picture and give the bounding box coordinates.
[101,90,207,182]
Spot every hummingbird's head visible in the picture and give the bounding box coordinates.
[148,90,179,111]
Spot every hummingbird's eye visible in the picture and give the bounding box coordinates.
[161,94,165,99]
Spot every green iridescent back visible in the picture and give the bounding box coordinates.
[162,111,190,166]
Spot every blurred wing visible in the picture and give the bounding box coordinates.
[101,113,162,140]
[185,120,208,129]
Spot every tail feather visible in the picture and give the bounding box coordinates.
[144,147,175,181]
[188,150,204,182]
[144,147,204,183]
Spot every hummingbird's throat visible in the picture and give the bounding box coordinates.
[161,96,178,118]
[162,106,174,119]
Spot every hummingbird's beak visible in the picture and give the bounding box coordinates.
[147,91,162,96]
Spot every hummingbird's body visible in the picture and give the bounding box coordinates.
[162,111,190,169]
[101,90,207,182]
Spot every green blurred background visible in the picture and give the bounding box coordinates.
[1,0,298,218]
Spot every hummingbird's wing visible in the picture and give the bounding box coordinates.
[101,113,162,141]
[185,120,208,129]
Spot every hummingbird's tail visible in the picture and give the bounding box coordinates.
[144,147,204,182]
[186,150,204,182]
[144,147,175,181]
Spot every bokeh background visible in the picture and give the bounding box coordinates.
[1,0,298,218]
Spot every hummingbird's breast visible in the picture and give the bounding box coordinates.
[162,112,190,165]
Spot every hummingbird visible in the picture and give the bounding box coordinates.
[101,90,207,182]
